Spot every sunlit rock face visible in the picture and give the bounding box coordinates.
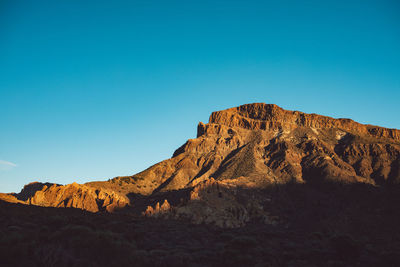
[2,182,129,213]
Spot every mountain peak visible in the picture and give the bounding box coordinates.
[207,103,400,142]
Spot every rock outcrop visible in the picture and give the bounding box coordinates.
[142,178,277,228]
[0,182,128,212]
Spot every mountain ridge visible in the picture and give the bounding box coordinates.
[1,102,399,227]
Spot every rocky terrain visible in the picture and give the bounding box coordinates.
[2,182,128,213]
[1,103,400,266]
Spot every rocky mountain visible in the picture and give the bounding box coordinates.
[2,103,400,227]
[101,102,400,194]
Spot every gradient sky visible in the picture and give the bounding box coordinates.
[1,0,399,192]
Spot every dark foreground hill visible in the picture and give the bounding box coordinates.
[1,182,400,266]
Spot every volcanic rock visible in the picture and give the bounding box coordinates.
[118,103,400,196]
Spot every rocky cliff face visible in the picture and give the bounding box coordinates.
[208,103,400,141]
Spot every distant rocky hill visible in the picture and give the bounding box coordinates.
[1,182,128,212]
[2,103,400,227]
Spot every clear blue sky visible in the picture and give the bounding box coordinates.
[1,0,399,192]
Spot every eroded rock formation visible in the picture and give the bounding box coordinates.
[142,178,277,228]
[1,182,128,212]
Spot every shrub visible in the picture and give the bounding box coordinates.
[329,234,360,260]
